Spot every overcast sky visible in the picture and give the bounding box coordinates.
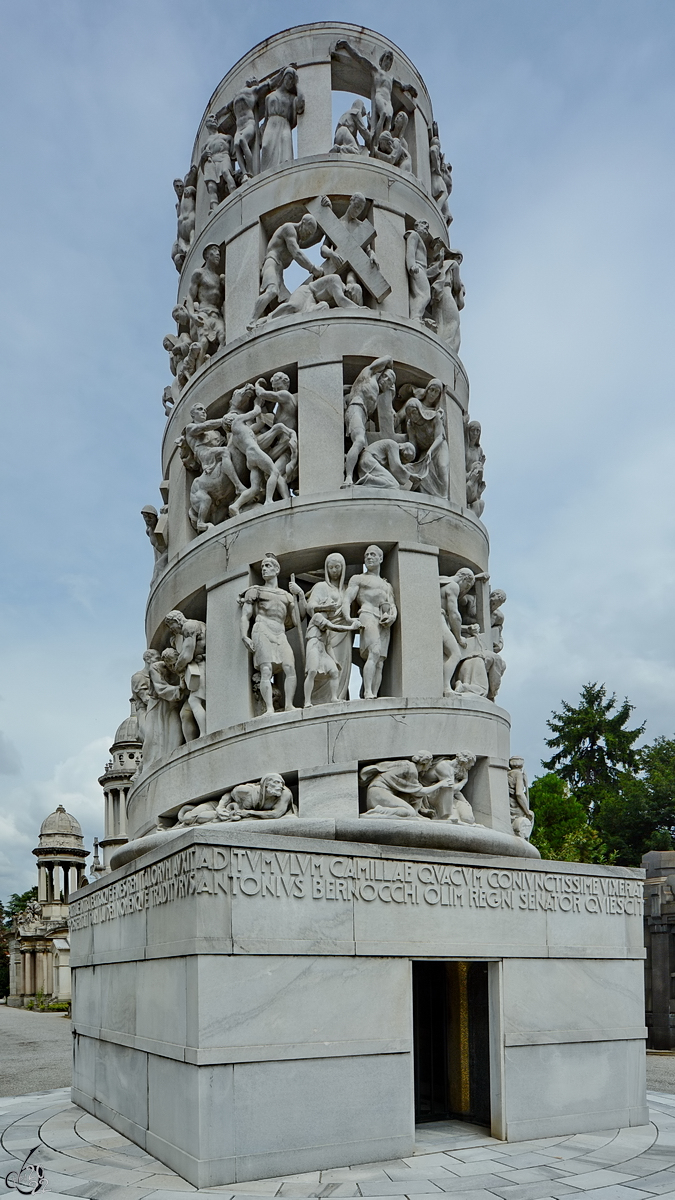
[1,0,674,897]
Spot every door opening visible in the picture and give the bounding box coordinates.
[412,960,491,1125]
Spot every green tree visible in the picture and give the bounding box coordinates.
[0,889,38,998]
[542,682,644,813]
[592,737,675,865]
[529,773,614,863]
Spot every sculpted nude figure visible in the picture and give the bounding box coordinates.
[330,98,371,154]
[334,40,417,156]
[222,406,287,514]
[230,77,274,179]
[342,545,397,700]
[360,754,452,819]
[248,216,322,328]
[171,176,196,271]
[179,403,245,531]
[440,568,479,696]
[343,356,394,487]
[239,553,298,715]
[186,244,225,357]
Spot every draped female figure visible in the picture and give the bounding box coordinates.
[397,379,450,499]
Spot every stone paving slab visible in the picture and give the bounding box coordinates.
[4,1093,675,1200]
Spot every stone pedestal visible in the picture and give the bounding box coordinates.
[70,829,648,1187]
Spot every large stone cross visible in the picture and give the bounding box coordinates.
[305,196,392,304]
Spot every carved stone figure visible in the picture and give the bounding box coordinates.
[171,170,197,272]
[508,757,534,840]
[440,568,476,696]
[142,649,184,768]
[342,545,397,699]
[162,386,175,418]
[141,505,168,586]
[307,192,390,305]
[179,403,245,532]
[253,373,299,489]
[391,111,413,172]
[223,406,294,514]
[164,610,206,739]
[228,77,276,179]
[260,67,304,173]
[429,124,452,225]
[419,752,477,822]
[431,251,465,352]
[289,554,352,704]
[248,216,321,327]
[130,651,155,742]
[464,418,486,516]
[186,245,226,358]
[405,220,435,324]
[334,41,417,156]
[373,120,412,173]
[301,610,360,707]
[453,625,489,698]
[330,99,371,154]
[200,115,237,212]
[355,438,416,489]
[490,589,506,653]
[177,773,295,825]
[239,553,299,715]
[396,379,449,498]
[343,355,395,487]
[360,755,453,818]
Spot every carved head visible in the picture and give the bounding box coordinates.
[205,114,218,131]
[297,214,318,245]
[424,379,444,407]
[141,504,158,530]
[282,67,299,92]
[467,420,482,443]
[162,647,178,666]
[260,553,281,581]
[364,545,384,570]
[271,371,290,391]
[347,192,367,219]
[400,443,416,464]
[414,219,430,238]
[190,404,208,422]
[490,589,507,609]
[378,368,396,392]
[173,178,184,197]
[392,111,408,137]
[325,552,346,588]
[162,335,175,352]
[413,752,433,770]
[143,649,161,665]
[455,568,475,593]
[350,98,367,115]
[509,756,525,770]
[165,610,186,633]
[203,243,221,265]
[261,773,285,800]
[245,76,259,87]
[378,131,394,153]
[379,50,394,70]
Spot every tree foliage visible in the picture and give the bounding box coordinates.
[542,682,644,812]
[529,774,614,863]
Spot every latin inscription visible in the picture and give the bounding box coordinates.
[68,846,643,930]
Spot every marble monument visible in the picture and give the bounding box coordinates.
[70,22,647,1189]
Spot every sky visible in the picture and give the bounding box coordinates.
[0,0,674,897]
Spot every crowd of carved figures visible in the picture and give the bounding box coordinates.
[169,41,453,280]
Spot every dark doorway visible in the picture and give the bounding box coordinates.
[413,961,491,1126]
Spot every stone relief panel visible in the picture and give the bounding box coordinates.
[237,546,397,716]
[359,753,477,822]
[332,41,417,160]
[177,373,298,533]
[248,194,391,330]
[175,773,296,826]
[440,567,506,702]
[131,610,206,774]
[343,359,453,498]
[405,219,464,343]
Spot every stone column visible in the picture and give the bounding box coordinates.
[385,543,443,698]
[225,223,262,344]
[37,865,47,903]
[298,762,360,818]
[296,62,333,157]
[651,924,672,1049]
[297,360,345,494]
[445,395,467,508]
[167,444,193,562]
[23,950,33,997]
[372,207,408,320]
[413,107,432,191]
[205,566,253,733]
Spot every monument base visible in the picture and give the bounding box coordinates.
[70,828,648,1188]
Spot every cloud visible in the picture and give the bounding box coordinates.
[0,733,21,776]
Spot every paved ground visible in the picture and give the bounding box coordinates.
[4,1090,675,1200]
[647,1056,675,1094]
[0,1004,72,1095]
